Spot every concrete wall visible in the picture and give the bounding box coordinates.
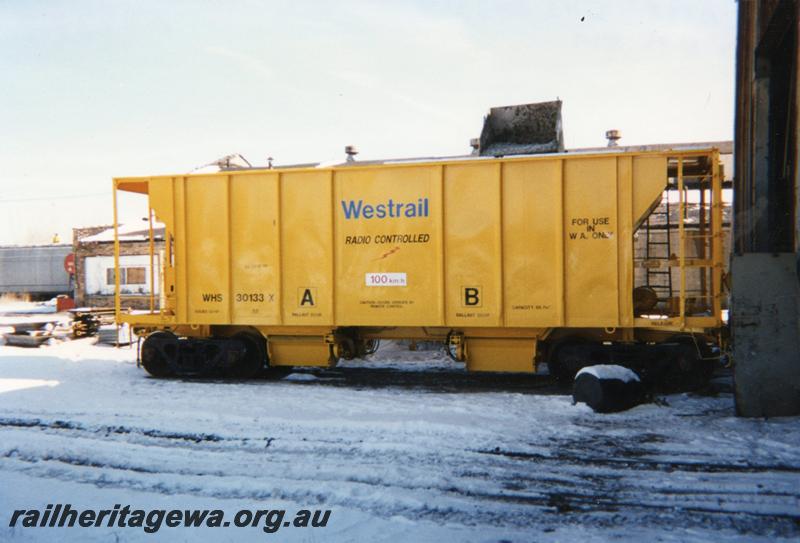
[733,0,800,416]
[732,254,800,416]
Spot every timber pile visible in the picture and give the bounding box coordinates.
[70,308,116,338]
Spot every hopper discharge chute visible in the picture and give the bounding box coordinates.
[479,100,564,157]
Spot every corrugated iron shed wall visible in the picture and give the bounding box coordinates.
[0,245,71,295]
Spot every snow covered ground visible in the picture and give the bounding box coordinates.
[0,338,799,542]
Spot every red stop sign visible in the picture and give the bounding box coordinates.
[64,253,75,275]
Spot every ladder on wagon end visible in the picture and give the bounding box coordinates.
[637,150,724,324]
[673,155,721,322]
[644,196,674,300]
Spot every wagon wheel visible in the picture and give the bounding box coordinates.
[229,333,266,379]
[665,338,714,391]
[141,331,177,377]
[548,340,586,385]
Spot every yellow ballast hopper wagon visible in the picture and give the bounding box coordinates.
[115,145,725,385]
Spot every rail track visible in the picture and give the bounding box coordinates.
[1,366,798,537]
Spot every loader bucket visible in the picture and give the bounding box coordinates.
[479,100,564,157]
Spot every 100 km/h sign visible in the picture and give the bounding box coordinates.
[365,273,407,287]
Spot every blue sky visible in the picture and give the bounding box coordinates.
[0,0,736,244]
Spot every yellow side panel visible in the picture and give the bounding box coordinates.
[281,171,334,325]
[334,165,443,326]
[148,177,175,234]
[617,157,635,327]
[185,176,230,324]
[502,160,562,327]
[632,155,667,225]
[174,179,188,321]
[268,338,332,367]
[564,157,619,326]
[230,173,281,324]
[444,163,502,326]
[465,338,537,373]
[148,177,176,314]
